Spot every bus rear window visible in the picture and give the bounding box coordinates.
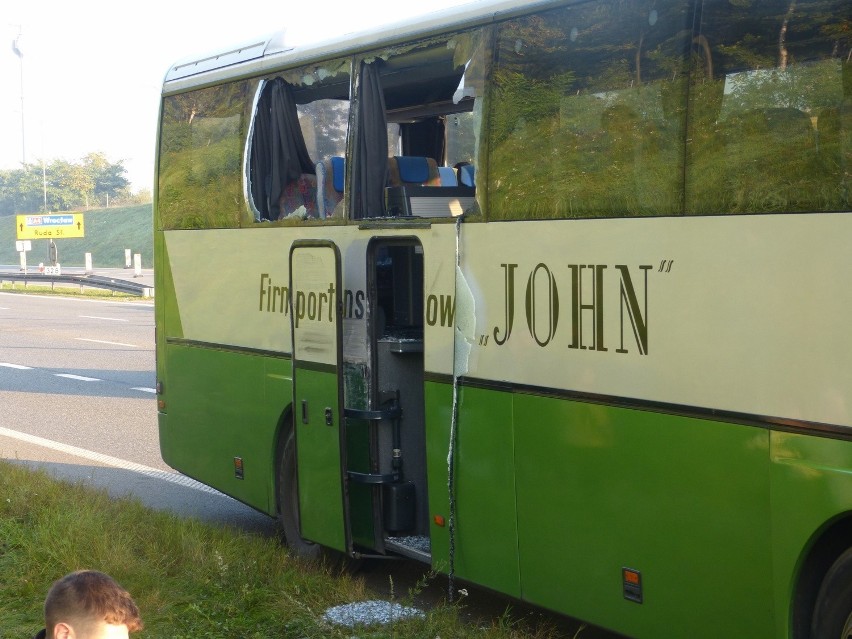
[157,80,254,230]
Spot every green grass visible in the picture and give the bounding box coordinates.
[0,282,149,301]
[0,204,153,269]
[0,461,563,639]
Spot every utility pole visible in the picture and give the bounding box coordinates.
[11,28,25,165]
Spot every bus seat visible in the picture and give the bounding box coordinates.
[387,156,441,187]
[457,163,475,187]
[438,166,458,186]
[316,157,345,218]
[278,173,318,219]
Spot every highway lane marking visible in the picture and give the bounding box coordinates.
[2,363,153,392]
[0,426,222,495]
[54,373,102,382]
[80,315,129,322]
[75,338,139,348]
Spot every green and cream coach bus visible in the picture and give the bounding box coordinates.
[154,0,852,636]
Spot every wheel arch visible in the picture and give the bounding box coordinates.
[791,512,852,639]
[272,404,294,516]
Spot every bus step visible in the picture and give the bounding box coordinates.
[344,406,402,421]
[385,535,431,563]
[347,471,399,484]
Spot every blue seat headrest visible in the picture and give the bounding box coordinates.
[396,156,430,183]
[330,157,345,193]
[459,164,475,187]
[438,166,457,186]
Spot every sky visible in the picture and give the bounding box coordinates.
[0,0,471,192]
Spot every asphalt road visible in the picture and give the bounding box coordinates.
[0,291,276,535]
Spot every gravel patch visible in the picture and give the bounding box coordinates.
[387,535,431,554]
[323,600,425,627]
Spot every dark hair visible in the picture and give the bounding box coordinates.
[45,571,142,635]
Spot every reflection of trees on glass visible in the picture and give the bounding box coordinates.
[158,80,254,229]
[487,0,850,219]
[488,0,691,220]
[686,0,851,214]
[298,100,349,162]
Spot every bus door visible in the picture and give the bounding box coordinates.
[289,241,349,553]
[357,237,430,562]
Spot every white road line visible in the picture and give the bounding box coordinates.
[54,373,101,382]
[0,426,221,495]
[79,315,129,322]
[2,364,151,392]
[75,338,138,348]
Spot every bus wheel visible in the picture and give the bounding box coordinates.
[277,427,320,559]
[811,547,852,639]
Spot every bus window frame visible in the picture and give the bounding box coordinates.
[243,57,353,226]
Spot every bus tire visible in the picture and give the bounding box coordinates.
[277,426,320,560]
[811,547,852,639]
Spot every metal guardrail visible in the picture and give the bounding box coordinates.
[0,272,153,297]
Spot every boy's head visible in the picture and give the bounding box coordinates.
[44,571,142,639]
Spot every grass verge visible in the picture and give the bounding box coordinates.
[0,461,560,639]
[0,282,149,302]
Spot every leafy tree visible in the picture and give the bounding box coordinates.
[0,154,133,215]
[84,152,130,206]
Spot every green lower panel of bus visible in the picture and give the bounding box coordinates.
[425,381,776,639]
[425,382,521,597]
[158,343,292,515]
[158,350,852,639]
[293,365,346,552]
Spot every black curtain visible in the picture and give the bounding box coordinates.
[352,61,388,219]
[249,78,315,220]
[401,119,445,163]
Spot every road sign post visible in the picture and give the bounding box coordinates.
[15,240,32,273]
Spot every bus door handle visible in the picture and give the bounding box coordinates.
[325,407,334,426]
[301,399,309,424]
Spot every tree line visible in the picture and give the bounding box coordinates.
[0,152,150,216]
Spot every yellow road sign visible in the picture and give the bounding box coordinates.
[16,214,85,240]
